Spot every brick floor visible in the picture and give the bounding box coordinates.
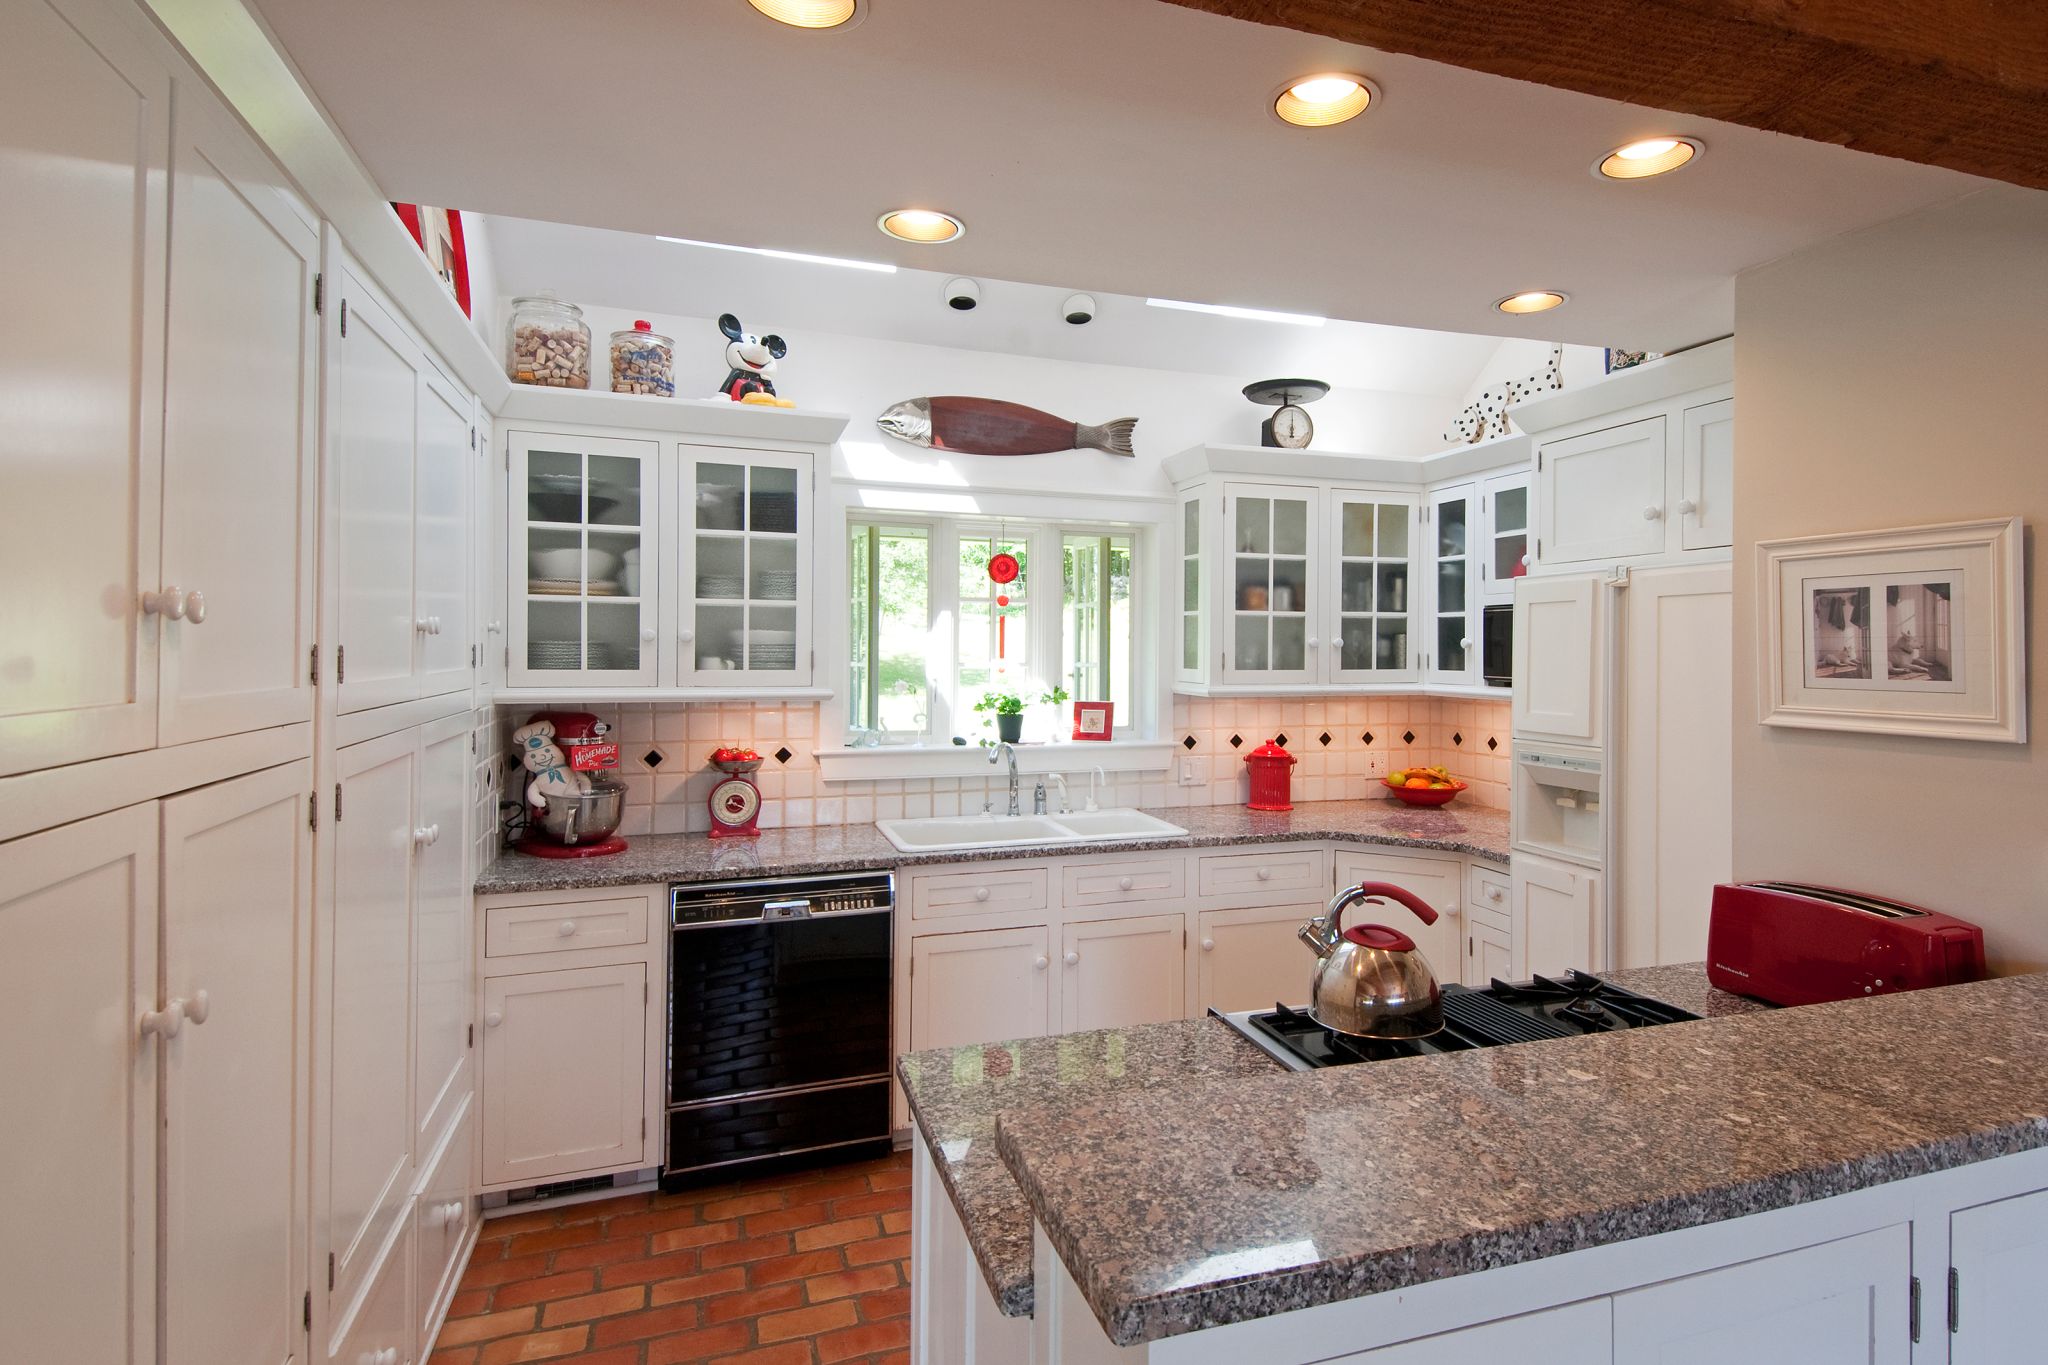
[431,1151,912,1365]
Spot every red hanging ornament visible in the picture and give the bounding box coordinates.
[988,553,1019,658]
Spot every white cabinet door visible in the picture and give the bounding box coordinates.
[1322,1297,1609,1362]
[481,963,648,1186]
[324,730,417,1315]
[1513,855,1602,978]
[1465,918,1512,988]
[413,715,471,1161]
[1950,1186,2048,1362]
[1196,904,1317,1014]
[682,447,813,685]
[1222,484,1320,687]
[1511,575,1600,745]
[1333,850,1464,982]
[909,927,1051,1051]
[157,88,320,746]
[330,263,424,714]
[1619,566,1731,969]
[161,760,312,1365]
[1422,484,1476,685]
[1613,1223,1910,1364]
[1535,416,1667,566]
[415,371,474,698]
[413,1096,475,1350]
[1680,398,1734,551]
[1479,470,1531,603]
[1059,914,1184,1033]
[1176,491,1210,686]
[0,0,169,775]
[1329,490,1419,684]
[0,803,158,1365]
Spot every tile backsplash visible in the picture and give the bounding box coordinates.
[497,695,1510,839]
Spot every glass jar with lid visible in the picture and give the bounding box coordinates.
[506,294,591,388]
[609,320,675,397]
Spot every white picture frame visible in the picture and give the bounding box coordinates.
[1758,517,2025,743]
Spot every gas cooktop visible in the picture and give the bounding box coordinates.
[1216,972,1702,1072]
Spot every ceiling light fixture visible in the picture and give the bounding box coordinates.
[1495,291,1568,315]
[1147,297,1325,327]
[745,0,861,30]
[877,209,965,244]
[1595,136,1702,180]
[1272,73,1377,128]
[655,235,896,273]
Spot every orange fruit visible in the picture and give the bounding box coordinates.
[1404,776,1431,789]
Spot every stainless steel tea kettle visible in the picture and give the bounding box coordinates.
[1298,882,1445,1038]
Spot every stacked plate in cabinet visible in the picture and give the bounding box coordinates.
[528,641,583,670]
[755,570,799,600]
[697,575,744,599]
[749,629,797,671]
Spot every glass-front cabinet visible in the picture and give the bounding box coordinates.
[1482,469,1531,602]
[1222,485,1318,686]
[680,446,811,686]
[1423,485,1472,684]
[1329,491,1417,684]
[508,431,660,686]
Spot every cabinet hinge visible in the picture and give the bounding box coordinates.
[327,1252,335,1291]
[303,1290,311,1332]
[469,425,476,451]
[338,298,348,338]
[468,1023,474,1048]
[642,1117,647,1139]
[308,792,318,832]
[1909,1275,1921,1342]
[309,644,320,685]
[1948,1266,1960,1334]
[334,783,342,822]
[336,644,346,683]
[312,273,323,314]
[471,643,478,669]
[1536,450,1543,471]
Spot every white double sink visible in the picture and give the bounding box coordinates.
[876,808,1187,854]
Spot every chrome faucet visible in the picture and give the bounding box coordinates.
[1033,779,1048,814]
[989,742,1021,816]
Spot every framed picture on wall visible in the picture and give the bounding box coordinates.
[1759,517,2025,742]
[1071,701,1114,741]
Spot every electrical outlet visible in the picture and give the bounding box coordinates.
[1363,751,1387,777]
[1179,754,1211,786]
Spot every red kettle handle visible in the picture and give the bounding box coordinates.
[1332,882,1440,933]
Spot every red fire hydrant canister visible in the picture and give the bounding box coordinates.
[1244,740,1297,811]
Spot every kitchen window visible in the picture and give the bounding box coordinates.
[848,517,1136,744]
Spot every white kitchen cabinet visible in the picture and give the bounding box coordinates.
[413,714,472,1160]
[480,962,649,1186]
[1177,492,1207,684]
[1534,416,1668,567]
[1679,398,1734,552]
[1612,1223,1910,1363]
[1511,575,1601,746]
[910,927,1053,1051]
[1479,470,1531,603]
[415,373,474,698]
[1421,485,1475,685]
[1333,849,1464,981]
[1222,483,1320,686]
[157,87,321,748]
[508,429,660,686]
[1328,490,1420,684]
[161,760,313,1365]
[682,445,815,685]
[1059,913,1185,1033]
[327,1215,411,1365]
[1465,917,1512,988]
[0,802,159,1364]
[1321,1298,1610,1362]
[1196,903,1318,1014]
[0,0,168,776]
[413,1096,476,1353]
[1948,1186,2048,1360]
[1513,854,1602,978]
[324,729,418,1315]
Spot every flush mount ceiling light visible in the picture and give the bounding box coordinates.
[877,209,965,244]
[1272,73,1377,128]
[745,0,862,30]
[1495,290,1569,315]
[1595,136,1702,180]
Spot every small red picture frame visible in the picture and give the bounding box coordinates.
[1072,701,1114,741]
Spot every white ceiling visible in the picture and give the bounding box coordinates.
[248,0,1986,352]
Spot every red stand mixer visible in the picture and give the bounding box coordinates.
[514,709,629,859]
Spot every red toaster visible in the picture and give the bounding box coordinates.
[1706,882,1986,1007]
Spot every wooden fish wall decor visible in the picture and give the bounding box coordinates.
[876,397,1137,457]
[1443,343,1563,446]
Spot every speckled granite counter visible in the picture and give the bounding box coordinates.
[994,971,2048,1346]
[473,798,1510,895]
[897,963,1767,1320]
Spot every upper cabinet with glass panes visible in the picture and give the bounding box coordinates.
[682,449,811,685]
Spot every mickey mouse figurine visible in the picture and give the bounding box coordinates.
[715,313,795,407]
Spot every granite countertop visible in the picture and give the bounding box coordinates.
[994,971,2048,1346]
[895,963,1768,1320]
[473,798,1511,895]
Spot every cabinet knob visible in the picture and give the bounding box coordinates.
[139,1000,185,1040]
[142,586,186,620]
[485,1010,504,1028]
[1032,956,1049,971]
[1488,885,1504,902]
[1307,637,1319,648]
[680,630,695,643]
[415,617,433,634]
[640,627,656,642]
[1332,636,1343,648]
[973,887,990,902]
[556,920,578,937]
[413,826,434,848]
[1642,505,1663,521]
[1676,498,1698,516]
[179,589,207,624]
[1063,951,1080,966]
[1255,867,1272,881]
[429,824,441,845]
[181,990,211,1026]
[1117,876,1133,891]
[1460,637,1471,650]
[486,620,503,634]
[1201,937,1215,952]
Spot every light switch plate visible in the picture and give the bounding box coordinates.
[1179,755,1211,786]
[1363,752,1387,777]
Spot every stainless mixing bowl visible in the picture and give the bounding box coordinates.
[530,777,626,847]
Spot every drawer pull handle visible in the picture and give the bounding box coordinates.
[1117,876,1133,891]
[485,1011,503,1028]
[557,920,578,937]
[1256,868,1272,881]
[973,887,990,902]
[1032,956,1049,971]
[1063,951,1080,966]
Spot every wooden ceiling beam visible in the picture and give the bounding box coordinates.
[1159,0,2048,190]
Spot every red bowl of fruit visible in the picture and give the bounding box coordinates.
[1382,768,1467,806]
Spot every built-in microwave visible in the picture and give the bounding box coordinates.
[1481,603,1512,688]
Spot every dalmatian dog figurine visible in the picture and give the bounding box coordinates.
[715,313,793,405]
[512,720,590,808]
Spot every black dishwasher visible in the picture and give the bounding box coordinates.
[663,870,894,1186]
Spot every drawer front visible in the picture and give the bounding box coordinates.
[668,1078,891,1179]
[414,1096,474,1347]
[1063,857,1187,909]
[329,1213,411,1365]
[909,865,1051,920]
[1468,862,1512,929]
[1197,848,1324,900]
[486,895,649,958]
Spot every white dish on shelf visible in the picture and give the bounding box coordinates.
[531,547,617,581]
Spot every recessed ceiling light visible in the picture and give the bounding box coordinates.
[745,0,861,30]
[655,235,896,273]
[1595,136,1702,180]
[877,209,964,244]
[1272,73,1376,128]
[1495,291,1568,315]
[1146,297,1325,327]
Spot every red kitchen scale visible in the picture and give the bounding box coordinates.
[708,747,764,838]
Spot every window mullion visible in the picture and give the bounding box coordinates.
[931,519,959,741]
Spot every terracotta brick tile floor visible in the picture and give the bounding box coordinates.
[431,1150,913,1365]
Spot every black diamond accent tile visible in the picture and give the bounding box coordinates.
[1182,735,1197,750]
[1452,732,1464,746]
[1318,732,1332,746]
[1274,732,1288,747]
[1229,734,1244,748]
[641,749,665,769]
[1363,731,1374,746]
[1402,730,1416,745]
[773,746,793,764]
[1487,736,1499,751]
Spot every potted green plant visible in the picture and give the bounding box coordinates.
[974,691,1026,742]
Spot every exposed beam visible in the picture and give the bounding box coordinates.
[1158,0,2048,191]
